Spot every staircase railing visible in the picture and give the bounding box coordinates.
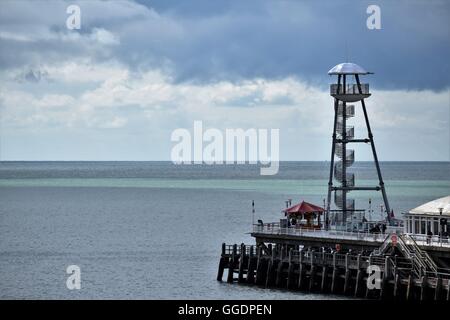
[400,234,437,273]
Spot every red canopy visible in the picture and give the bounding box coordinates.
[283,201,324,215]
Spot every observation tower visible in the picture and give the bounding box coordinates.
[325,62,391,230]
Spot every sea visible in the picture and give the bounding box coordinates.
[0,161,448,299]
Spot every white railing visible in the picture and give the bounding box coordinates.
[330,84,370,95]
[406,233,450,248]
[251,224,450,248]
[252,224,388,243]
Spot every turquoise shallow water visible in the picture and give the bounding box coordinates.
[0,161,448,299]
[0,178,448,199]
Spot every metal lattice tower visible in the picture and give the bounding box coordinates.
[325,63,391,230]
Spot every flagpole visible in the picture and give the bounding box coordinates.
[252,200,255,226]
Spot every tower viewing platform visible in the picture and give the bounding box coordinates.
[330,83,370,102]
[329,62,371,102]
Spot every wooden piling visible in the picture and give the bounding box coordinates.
[354,269,363,297]
[238,244,246,283]
[298,249,305,290]
[406,274,413,300]
[275,261,284,287]
[217,257,226,281]
[393,272,400,299]
[331,252,338,294]
[321,266,328,292]
[447,280,450,301]
[286,249,295,289]
[246,245,255,284]
[265,248,277,287]
[343,253,351,294]
[226,244,237,283]
[308,250,316,291]
[434,277,442,301]
[365,255,373,299]
[420,275,428,301]
[217,243,227,281]
[255,247,265,285]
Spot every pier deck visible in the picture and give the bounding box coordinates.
[251,224,450,262]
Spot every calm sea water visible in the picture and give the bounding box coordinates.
[0,161,448,299]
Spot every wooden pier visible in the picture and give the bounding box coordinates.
[217,243,450,300]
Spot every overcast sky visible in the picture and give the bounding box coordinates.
[0,0,449,161]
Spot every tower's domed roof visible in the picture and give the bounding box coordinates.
[328,63,368,75]
[409,195,450,216]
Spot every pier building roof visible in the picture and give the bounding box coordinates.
[283,201,324,215]
[409,195,450,216]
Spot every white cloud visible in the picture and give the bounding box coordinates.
[1,61,448,160]
[89,28,120,45]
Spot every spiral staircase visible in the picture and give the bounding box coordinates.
[334,102,355,215]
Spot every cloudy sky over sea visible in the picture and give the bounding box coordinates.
[0,0,448,161]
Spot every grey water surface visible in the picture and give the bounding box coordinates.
[0,161,448,299]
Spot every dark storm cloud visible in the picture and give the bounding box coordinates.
[129,0,450,90]
[0,0,449,90]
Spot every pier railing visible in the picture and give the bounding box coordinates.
[252,224,450,249]
[406,233,450,248]
[222,244,253,256]
[252,223,388,243]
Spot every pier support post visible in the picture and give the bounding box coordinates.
[287,249,295,289]
[420,275,428,301]
[227,244,237,283]
[275,261,284,287]
[298,249,305,290]
[447,281,450,301]
[331,252,338,293]
[379,275,389,300]
[406,274,413,300]
[217,243,226,281]
[309,250,316,291]
[365,255,373,299]
[343,253,351,294]
[353,254,363,297]
[255,247,265,285]
[265,248,277,288]
[434,277,442,301]
[354,269,363,297]
[238,244,246,283]
[321,266,328,292]
[379,256,390,300]
[393,272,400,299]
[246,245,255,284]
[217,257,226,281]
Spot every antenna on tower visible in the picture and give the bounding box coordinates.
[345,41,349,62]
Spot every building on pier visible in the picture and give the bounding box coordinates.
[405,195,450,240]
